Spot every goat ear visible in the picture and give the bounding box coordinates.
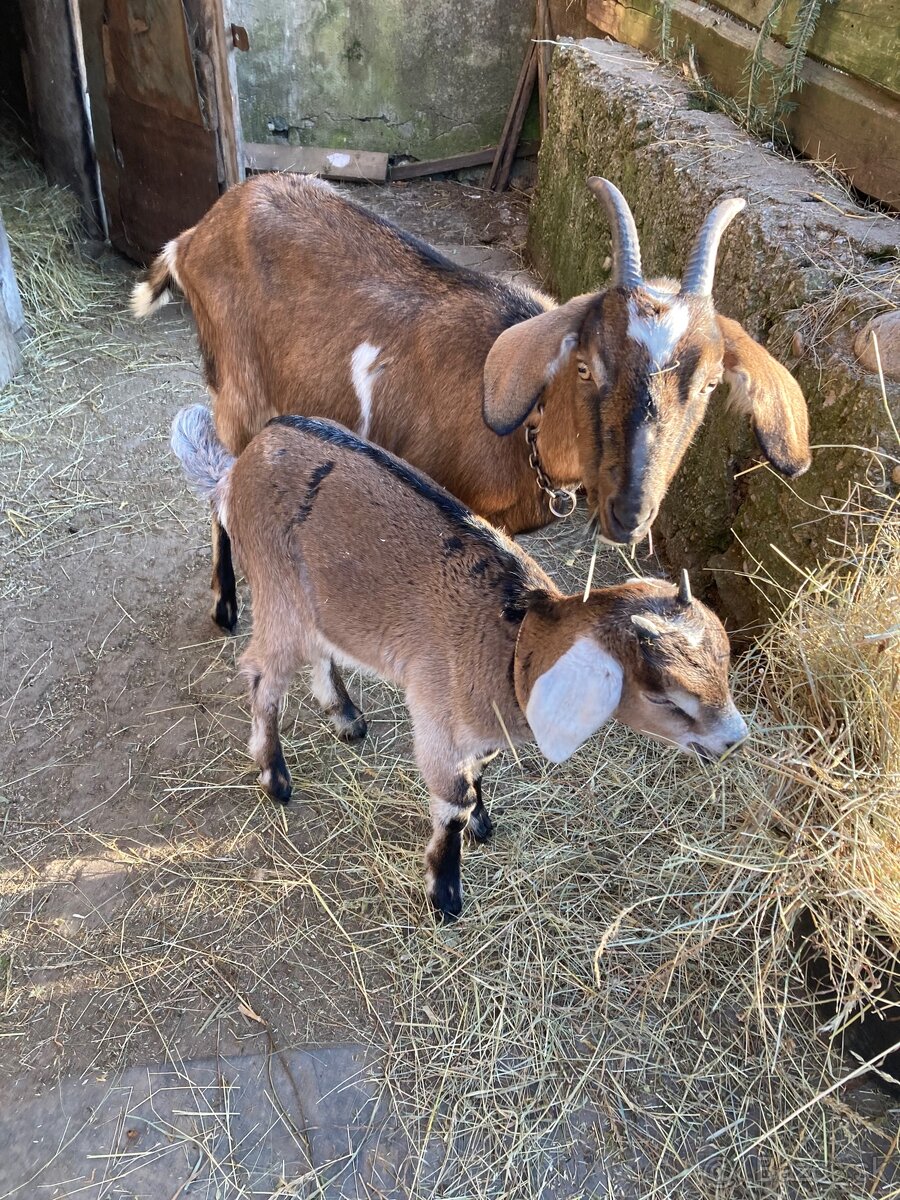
[717,315,811,477]
[523,636,623,764]
[483,294,595,435]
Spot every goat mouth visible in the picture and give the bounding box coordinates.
[596,505,655,546]
[687,741,717,762]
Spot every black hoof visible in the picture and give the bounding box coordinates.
[428,876,463,922]
[259,751,292,804]
[213,595,238,633]
[468,806,494,843]
[337,714,368,743]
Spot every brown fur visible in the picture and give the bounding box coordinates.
[186,413,746,918]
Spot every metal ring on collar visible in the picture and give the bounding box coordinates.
[549,489,578,519]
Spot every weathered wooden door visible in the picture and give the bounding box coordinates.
[79,0,241,262]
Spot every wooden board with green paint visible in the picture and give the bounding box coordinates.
[244,143,389,181]
[704,0,899,99]
[586,0,900,206]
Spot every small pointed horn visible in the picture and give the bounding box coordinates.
[678,569,692,606]
[587,178,643,291]
[680,197,747,296]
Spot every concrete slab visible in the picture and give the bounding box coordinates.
[0,1046,423,1199]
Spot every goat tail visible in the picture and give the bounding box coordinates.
[130,236,184,318]
[170,405,235,524]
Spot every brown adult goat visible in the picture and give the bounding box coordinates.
[136,176,810,632]
[171,403,748,919]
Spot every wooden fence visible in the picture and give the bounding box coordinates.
[586,0,900,207]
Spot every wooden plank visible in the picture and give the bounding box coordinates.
[487,27,539,190]
[586,0,900,207]
[488,42,539,191]
[0,208,22,387]
[0,308,21,388]
[244,143,388,181]
[537,0,551,134]
[79,0,221,261]
[19,0,103,236]
[389,141,539,181]
[190,0,244,187]
[0,206,26,336]
[104,0,206,126]
[704,0,899,100]
[107,93,221,261]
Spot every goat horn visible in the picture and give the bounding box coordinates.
[680,197,747,296]
[586,178,643,291]
[678,569,692,606]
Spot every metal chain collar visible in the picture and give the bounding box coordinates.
[524,405,578,519]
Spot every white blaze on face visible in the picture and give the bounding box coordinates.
[350,342,382,438]
[627,298,689,370]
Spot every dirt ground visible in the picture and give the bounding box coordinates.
[1,158,897,1199]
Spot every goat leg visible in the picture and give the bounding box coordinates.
[310,657,367,742]
[246,667,292,804]
[210,510,238,632]
[468,771,494,843]
[424,772,479,921]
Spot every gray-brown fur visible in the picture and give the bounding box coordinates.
[138,176,811,632]
[172,405,748,919]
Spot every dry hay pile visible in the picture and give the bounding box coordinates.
[751,497,900,1060]
[0,124,119,358]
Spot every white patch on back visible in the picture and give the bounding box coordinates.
[627,298,689,369]
[350,342,382,438]
[525,637,623,763]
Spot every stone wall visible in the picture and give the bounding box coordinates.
[529,39,900,630]
[226,0,533,157]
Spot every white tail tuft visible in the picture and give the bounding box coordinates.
[130,239,181,319]
[131,281,171,318]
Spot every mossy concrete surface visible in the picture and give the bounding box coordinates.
[228,0,533,157]
[529,39,900,630]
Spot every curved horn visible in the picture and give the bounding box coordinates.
[587,178,643,291]
[677,569,692,606]
[680,197,747,296]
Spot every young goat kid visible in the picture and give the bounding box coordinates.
[172,404,748,918]
[140,177,810,633]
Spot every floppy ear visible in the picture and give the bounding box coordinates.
[523,636,623,764]
[717,315,811,477]
[483,294,596,435]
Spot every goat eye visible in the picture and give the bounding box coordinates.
[577,361,592,381]
[646,694,691,719]
[702,378,721,394]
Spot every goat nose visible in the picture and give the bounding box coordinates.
[612,496,653,532]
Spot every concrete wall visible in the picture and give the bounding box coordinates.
[529,40,900,630]
[226,0,534,157]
